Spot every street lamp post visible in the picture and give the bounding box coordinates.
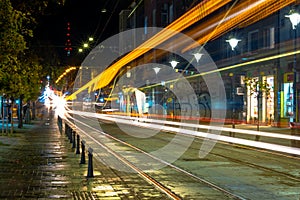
[227,37,241,134]
[229,72,235,136]
[286,11,300,122]
[153,67,161,115]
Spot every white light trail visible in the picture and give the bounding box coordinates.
[67,110,300,156]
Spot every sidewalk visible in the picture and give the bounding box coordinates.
[0,111,169,199]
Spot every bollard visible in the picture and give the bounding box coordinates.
[59,117,63,133]
[58,118,62,133]
[87,147,94,178]
[57,116,61,131]
[67,125,71,140]
[68,126,70,142]
[69,127,73,143]
[72,131,76,148]
[65,123,68,136]
[80,140,86,164]
[76,134,80,154]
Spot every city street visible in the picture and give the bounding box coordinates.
[0,111,169,199]
[2,0,300,199]
[66,111,300,200]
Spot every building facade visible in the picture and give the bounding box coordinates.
[116,0,300,126]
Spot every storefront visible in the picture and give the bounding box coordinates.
[246,75,274,124]
[281,72,295,122]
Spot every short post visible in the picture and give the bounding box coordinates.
[65,123,68,136]
[87,147,94,178]
[57,115,61,132]
[72,130,76,148]
[69,127,73,143]
[80,140,86,164]
[76,134,80,154]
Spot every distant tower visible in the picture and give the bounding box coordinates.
[64,22,72,56]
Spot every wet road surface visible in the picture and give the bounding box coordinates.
[0,114,169,199]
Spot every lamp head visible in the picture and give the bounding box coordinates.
[226,38,241,51]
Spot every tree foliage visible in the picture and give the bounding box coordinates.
[0,0,53,101]
[244,77,271,99]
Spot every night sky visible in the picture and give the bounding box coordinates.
[35,0,132,64]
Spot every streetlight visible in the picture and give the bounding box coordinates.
[169,60,179,69]
[227,37,241,134]
[193,52,203,63]
[83,43,89,48]
[226,38,241,51]
[286,10,300,122]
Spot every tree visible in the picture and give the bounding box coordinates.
[0,0,47,130]
[0,0,28,133]
[1,0,64,130]
[244,77,271,140]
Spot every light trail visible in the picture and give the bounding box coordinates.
[66,115,182,200]
[66,0,296,101]
[68,110,300,156]
[98,113,300,141]
[55,66,77,84]
[65,0,231,100]
[69,113,247,200]
[183,0,294,51]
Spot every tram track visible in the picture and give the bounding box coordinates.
[97,120,300,199]
[66,116,181,200]
[99,114,300,181]
[66,109,300,199]
[178,137,300,182]
[93,113,300,183]
[100,119,300,184]
[68,114,247,200]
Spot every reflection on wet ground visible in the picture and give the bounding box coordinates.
[0,114,169,199]
[0,120,89,199]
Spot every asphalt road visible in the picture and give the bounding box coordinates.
[70,114,300,200]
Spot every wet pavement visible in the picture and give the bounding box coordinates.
[0,109,299,199]
[0,112,169,200]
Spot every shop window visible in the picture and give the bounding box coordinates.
[283,82,294,118]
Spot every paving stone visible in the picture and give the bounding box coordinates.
[0,111,170,199]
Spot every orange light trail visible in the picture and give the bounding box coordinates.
[66,0,231,100]
[182,0,295,52]
[66,0,296,101]
[55,66,77,84]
